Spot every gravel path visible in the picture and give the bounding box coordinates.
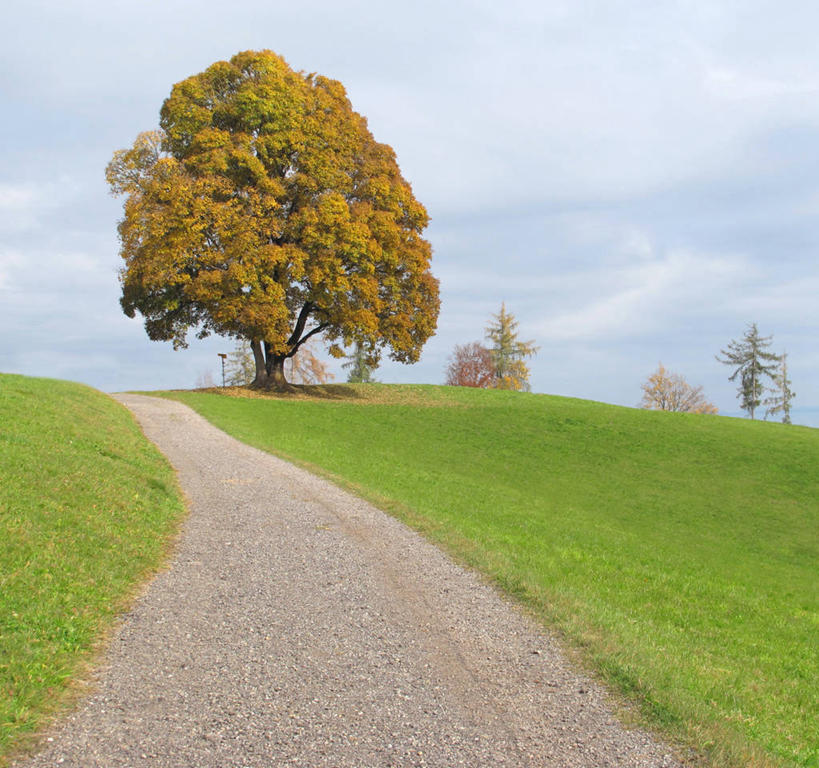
[17,394,683,768]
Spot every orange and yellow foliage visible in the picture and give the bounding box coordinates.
[107,50,439,388]
[485,304,538,392]
[445,342,495,388]
[640,363,718,414]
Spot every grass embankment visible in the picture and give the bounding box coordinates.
[165,384,818,768]
[0,375,185,764]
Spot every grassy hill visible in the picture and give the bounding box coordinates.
[164,383,818,768]
[0,375,185,764]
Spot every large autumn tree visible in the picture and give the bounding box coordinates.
[106,50,439,389]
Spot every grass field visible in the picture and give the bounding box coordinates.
[164,384,818,768]
[0,375,186,764]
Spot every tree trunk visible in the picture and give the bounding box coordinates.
[247,340,294,391]
[750,367,756,419]
[266,354,291,391]
[250,340,267,388]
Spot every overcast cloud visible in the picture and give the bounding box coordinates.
[1,0,817,424]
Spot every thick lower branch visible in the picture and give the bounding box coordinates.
[287,322,329,358]
[287,301,314,347]
[247,302,327,390]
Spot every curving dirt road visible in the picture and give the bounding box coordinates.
[16,394,683,767]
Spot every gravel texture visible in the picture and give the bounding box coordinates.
[16,393,684,767]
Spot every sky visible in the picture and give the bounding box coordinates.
[1,0,817,425]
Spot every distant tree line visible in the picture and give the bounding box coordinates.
[640,322,795,423]
[211,311,795,426]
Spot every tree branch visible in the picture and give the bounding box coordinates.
[286,323,329,358]
[286,301,314,348]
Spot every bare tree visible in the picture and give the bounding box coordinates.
[287,340,335,385]
[640,363,718,414]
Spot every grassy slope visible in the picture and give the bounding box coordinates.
[0,375,186,764]
[165,384,818,768]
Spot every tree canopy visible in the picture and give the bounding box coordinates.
[106,50,439,389]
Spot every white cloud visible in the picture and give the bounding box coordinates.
[0,183,38,208]
[704,67,819,101]
[0,183,41,232]
[0,249,24,290]
[0,178,84,233]
[536,249,750,342]
[733,274,819,322]
[620,229,654,261]
[0,247,113,293]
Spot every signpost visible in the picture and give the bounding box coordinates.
[218,353,227,387]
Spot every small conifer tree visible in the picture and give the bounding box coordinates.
[342,341,378,383]
[225,340,256,386]
[764,352,796,424]
[716,323,779,419]
[485,304,538,391]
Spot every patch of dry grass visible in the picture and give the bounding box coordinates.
[172,382,468,407]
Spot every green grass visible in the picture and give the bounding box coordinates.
[0,374,185,764]
[164,383,818,768]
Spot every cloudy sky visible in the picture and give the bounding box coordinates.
[1,0,817,425]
